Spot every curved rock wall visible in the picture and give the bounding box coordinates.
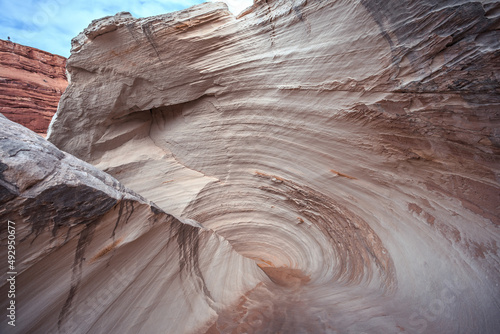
[46,0,500,333]
[0,39,67,135]
[0,115,264,334]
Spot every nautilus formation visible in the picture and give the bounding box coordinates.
[1,0,499,333]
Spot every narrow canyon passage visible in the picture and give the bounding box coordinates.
[1,0,497,333]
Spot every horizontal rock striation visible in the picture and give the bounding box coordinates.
[0,115,264,334]
[0,39,67,135]
[42,0,500,333]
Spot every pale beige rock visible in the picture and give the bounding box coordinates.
[41,0,500,333]
[0,115,264,334]
[0,39,67,135]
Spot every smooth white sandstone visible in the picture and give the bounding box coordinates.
[38,0,500,332]
[0,115,265,334]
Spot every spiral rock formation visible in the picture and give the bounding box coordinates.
[4,0,500,333]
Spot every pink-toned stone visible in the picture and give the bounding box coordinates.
[0,39,67,135]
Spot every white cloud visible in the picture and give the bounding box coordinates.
[207,0,253,15]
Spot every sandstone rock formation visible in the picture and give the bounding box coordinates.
[2,0,499,333]
[0,114,264,333]
[0,39,67,135]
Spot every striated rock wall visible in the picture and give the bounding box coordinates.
[0,115,264,333]
[0,39,67,135]
[16,0,500,333]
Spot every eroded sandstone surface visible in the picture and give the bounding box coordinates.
[1,0,499,333]
[0,114,264,333]
[0,39,67,135]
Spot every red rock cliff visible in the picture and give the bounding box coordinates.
[0,39,67,135]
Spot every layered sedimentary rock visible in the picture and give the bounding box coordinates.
[8,0,500,333]
[0,115,264,333]
[0,39,67,135]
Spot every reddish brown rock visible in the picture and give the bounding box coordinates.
[0,39,67,136]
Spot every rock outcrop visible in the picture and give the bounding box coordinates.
[0,39,67,135]
[2,0,499,333]
[0,114,264,333]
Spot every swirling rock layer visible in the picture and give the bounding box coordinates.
[0,115,264,333]
[45,0,500,333]
[0,39,67,135]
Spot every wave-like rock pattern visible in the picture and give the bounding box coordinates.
[0,39,67,135]
[0,115,264,333]
[43,0,500,333]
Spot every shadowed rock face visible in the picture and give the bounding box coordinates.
[0,39,67,135]
[16,0,500,333]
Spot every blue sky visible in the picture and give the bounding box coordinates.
[0,0,252,57]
